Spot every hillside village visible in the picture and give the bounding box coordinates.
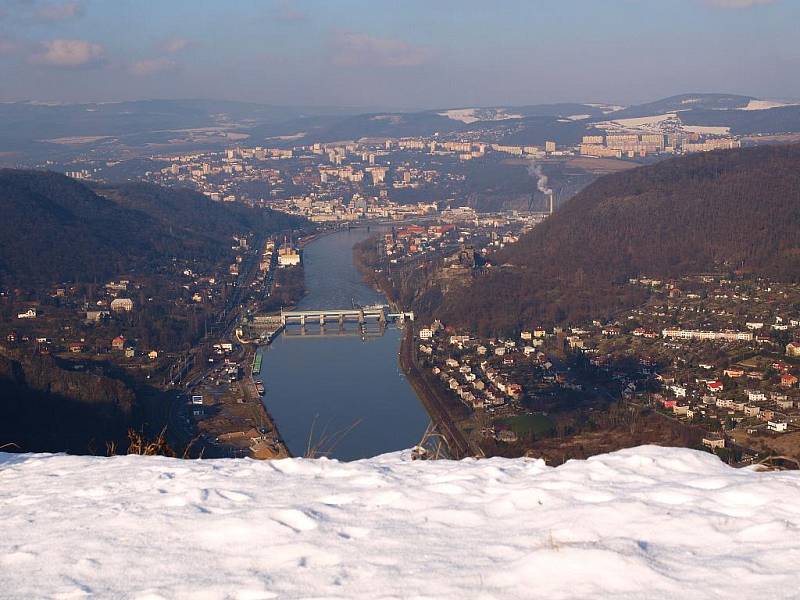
[413,273,800,464]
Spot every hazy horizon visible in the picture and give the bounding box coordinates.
[1,0,798,108]
[3,90,799,113]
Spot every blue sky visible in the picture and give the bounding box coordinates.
[0,0,797,107]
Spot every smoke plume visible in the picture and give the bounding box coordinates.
[527,160,552,196]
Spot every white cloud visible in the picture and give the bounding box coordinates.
[703,0,776,7]
[29,39,105,68]
[130,57,178,76]
[331,32,430,68]
[161,38,190,54]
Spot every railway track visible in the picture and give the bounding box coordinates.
[399,328,473,459]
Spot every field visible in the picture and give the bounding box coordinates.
[566,156,640,174]
[496,413,555,436]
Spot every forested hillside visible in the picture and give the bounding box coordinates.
[0,170,303,287]
[436,145,800,334]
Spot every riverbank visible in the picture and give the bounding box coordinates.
[352,233,478,457]
[398,327,476,459]
[193,344,290,459]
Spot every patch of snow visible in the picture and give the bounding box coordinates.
[566,114,592,121]
[612,113,678,128]
[266,132,306,141]
[742,99,798,111]
[440,108,481,123]
[592,112,682,132]
[2,446,799,599]
[586,103,626,113]
[682,125,731,135]
[439,108,522,124]
[370,114,402,123]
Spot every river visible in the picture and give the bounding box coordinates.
[258,228,430,460]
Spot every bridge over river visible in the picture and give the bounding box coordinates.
[280,306,414,327]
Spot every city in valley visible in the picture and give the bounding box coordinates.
[1,1,800,598]
[4,119,800,466]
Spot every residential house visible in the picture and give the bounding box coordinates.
[723,368,745,378]
[702,437,726,450]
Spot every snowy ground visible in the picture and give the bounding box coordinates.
[2,446,800,599]
[681,125,731,135]
[438,108,523,124]
[742,99,798,111]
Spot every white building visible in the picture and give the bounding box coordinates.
[110,298,134,312]
[277,248,301,267]
[768,421,788,433]
[661,329,753,342]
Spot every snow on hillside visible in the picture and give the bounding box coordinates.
[682,124,731,135]
[601,113,678,129]
[742,99,798,111]
[439,108,523,124]
[2,446,800,599]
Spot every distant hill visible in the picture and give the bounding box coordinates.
[0,99,369,146]
[680,105,800,135]
[271,95,799,147]
[297,112,464,143]
[599,93,800,136]
[0,170,303,287]
[0,100,373,160]
[512,103,612,119]
[435,145,800,334]
[606,93,754,119]
[6,95,800,163]
[270,110,605,148]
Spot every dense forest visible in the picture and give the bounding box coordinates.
[0,170,303,288]
[436,144,800,335]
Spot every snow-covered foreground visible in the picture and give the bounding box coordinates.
[2,446,800,599]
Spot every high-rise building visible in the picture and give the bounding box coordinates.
[582,135,604,145]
